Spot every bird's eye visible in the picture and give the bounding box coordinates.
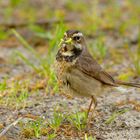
[73,36,81,41]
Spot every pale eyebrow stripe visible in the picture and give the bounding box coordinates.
[72,32,83,37]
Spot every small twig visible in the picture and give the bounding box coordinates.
[0,117,22,138]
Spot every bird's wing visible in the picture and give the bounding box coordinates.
[76,53,116,86]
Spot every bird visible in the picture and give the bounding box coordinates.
[55,30,140,118]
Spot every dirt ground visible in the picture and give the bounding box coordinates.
[0,38,140,140]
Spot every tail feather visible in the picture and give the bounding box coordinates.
[116,80,140,88]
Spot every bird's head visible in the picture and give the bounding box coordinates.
[56,30,85,62]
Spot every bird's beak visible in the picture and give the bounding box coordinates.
[58,38,72,48]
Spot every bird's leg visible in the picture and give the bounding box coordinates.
[87,96,97,124]
[90,96,97,117]
[87,96,94,117]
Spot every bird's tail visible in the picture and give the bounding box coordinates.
[115,80,140,88]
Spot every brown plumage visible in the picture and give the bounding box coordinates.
[55,30,140,118]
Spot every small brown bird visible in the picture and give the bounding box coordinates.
[55,30,140,117]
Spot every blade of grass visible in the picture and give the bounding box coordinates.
[11,29,42,60]
[15,50,39,73]
[105,108,129,124]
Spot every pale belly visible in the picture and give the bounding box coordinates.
[60,68,102,97]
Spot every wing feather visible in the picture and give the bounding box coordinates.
[75,49,116,86]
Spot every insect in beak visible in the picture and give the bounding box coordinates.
[65,38,72,44]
